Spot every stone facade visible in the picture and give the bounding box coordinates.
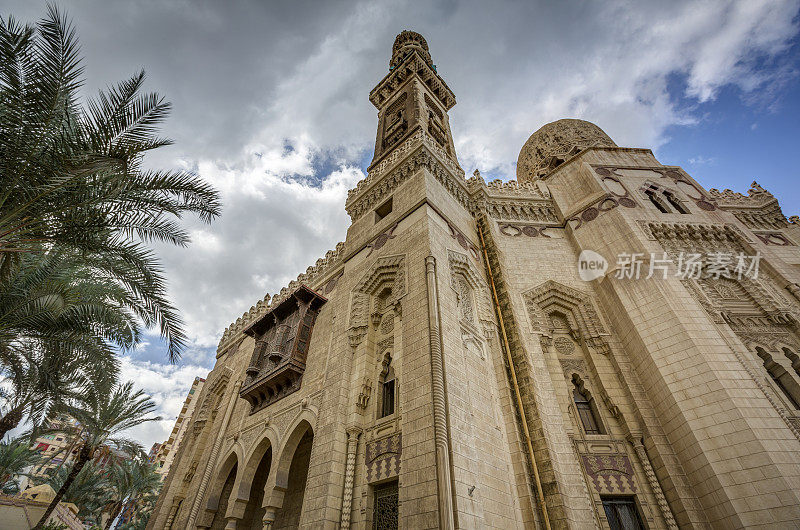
[148,31,800,529]
[150,377,206,481]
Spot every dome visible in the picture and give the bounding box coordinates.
[390,30,432,69]
[516,119,616,182]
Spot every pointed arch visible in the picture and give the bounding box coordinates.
[755,347,800,411]
[199,446,241,528]
[233,427,279,505]
[523,280,607,343]
[262,411,317,527]
[570,374,606,435]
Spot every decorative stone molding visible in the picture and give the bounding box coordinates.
[523,280,608,342]
[371,47,455,111]
[425,256,456,529]
[348,255,406,348]
[498,222,562,238]
[594,165,718,212]
[366,222,398,256]
[340,426,363,529]
[753,231,795,246]
[346,132,467,221]
[566,193,638,231]
[628,436,679,529]
[580,453,637,495]
[365,433,402,483]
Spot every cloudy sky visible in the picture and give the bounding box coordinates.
[5,0,799,448]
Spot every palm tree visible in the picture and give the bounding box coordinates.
[0,251,132,438]
[0,6,221,361]
[41,459,113,521]
[0,435,41,491]
[32,382,160,530]
[103,456,161,529]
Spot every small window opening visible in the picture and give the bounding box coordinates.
[375,197,393,223]
[380,378,395,418]
[757,347,800,410]
[378,355,396,419]
[601,496,645,530]
[573,380,604,435]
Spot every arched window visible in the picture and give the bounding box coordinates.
[782,347,800,377]
[572,379,604,435]
[378,355,396,419]
[663,191,689,214]
[756,347,800,410]
[645,188,669,213]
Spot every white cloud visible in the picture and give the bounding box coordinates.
[118,356,209,449]
[689,155,717,165]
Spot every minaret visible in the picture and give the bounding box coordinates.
[368,31,458,168]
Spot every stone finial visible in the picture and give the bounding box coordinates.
[390,30,432,69]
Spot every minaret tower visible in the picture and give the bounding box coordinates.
[368,31,458,168]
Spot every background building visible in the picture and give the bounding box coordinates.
[149,31,800,529]
[152,377,206,481]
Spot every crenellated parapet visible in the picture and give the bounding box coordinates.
[467,170,559,224]
[709,181,788,230]
[216,242,346,353]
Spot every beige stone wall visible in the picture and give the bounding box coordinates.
[149,36,800,530]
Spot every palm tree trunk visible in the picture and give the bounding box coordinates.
[32,443,91,530]
[0,403,24,439]
[104,501,123,530]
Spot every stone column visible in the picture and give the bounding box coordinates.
[164,498,182,530]
[628,437,678,529]
[425,256,455,530]
[187,379,241,528]
[262,508,276,529]
[340,426,362,529]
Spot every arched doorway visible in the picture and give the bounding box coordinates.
[240,447,272,529]
[272,429,313,528]
[209,463,237,530]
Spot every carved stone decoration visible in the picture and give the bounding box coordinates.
[346,143,468,222]
[559,359,587,377]
[580,454,637,495]
[357,378,372,410]
[445,220,481,261]
[523,280,607,342]
[517,119,617,182]
[449,249,493,360]
[566,194,638,231]
[340,427,363,529]
[754,231,794,246]
[365,433,402,483]
[498,222,562,238]
[629,437,679,529]
[324,270,344,294]
[348,255,406,352]
[239,285,327,412]
[366,222,399,256]
[554,336,576,355]
[183,461,198,484]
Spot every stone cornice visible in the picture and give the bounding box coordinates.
[369,49,456,110]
